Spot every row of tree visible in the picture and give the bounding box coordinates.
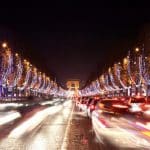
[0,42,66,100]
[79,46,150,98]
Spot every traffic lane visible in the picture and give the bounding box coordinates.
[0,98,67,140]
[64,105,102,150]
[8,101,69,138]
[23,101,73,150]
[0,110,21,126]
[0,111,21,140]
[0,105,46,140]
[0,97,65,112]
[0,100,73,150]
[92,111,150,149]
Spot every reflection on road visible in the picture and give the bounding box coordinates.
[1,99,150,149]
[92,111,150,149]
[0,111,21,125]
[0,99,73,150]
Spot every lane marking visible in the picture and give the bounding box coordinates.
[61,101,74,150]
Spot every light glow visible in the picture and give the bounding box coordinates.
[112,104,128,108]
[9,105,63,138]
[129,103,142,112]
[2,42,7,48]
[0,111,21,125]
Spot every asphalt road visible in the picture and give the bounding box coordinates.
[0,99,150,150]
[0,99,101,150]
[0,99,72,150]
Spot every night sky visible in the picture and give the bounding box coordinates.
[0,3,150,88]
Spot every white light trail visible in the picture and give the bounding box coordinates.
[0,111,21,125]
[9,105,63,138]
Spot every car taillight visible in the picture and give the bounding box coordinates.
[112,104,128,108]
[144,110,150,115]
[144,104,150,109]
[90,105,95,109]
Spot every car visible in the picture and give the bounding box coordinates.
[97,98,129,114]
[75,97,81,107]
[77,97,88,111]
[91,108,150,149]
[87,98,100,117]
[140,99,150,119]
[128,96,146,115]
[84,97,93,111]
[80,97,91,112]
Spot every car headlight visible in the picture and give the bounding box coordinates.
[130,104,142,112]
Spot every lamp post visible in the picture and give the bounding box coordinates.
[1,42,9,99]
[134,47,141,96]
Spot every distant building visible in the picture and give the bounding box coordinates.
[66,79,80,96]
[66,79,80,90]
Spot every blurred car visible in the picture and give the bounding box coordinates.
[77,97,88,111]
[80,97,91,112]
[75,97,82,107]
[97,98,129,114]
[87,98,100,117]
[140,100,150,119]
[128,96,146,115]
[91,110,150,149]
[84,97,93,111]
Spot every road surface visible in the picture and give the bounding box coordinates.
[0,99,150,149]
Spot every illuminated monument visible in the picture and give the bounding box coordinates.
[66,79,80,96]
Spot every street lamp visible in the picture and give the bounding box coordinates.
[26,61,30,66]
[15,53,19,57]
[123,57,128,65]
[135,47,140,52]
[2,42,7,48]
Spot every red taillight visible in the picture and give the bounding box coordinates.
[90,105,95,109]
[144,104,150,109]
[112,104,128,108]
